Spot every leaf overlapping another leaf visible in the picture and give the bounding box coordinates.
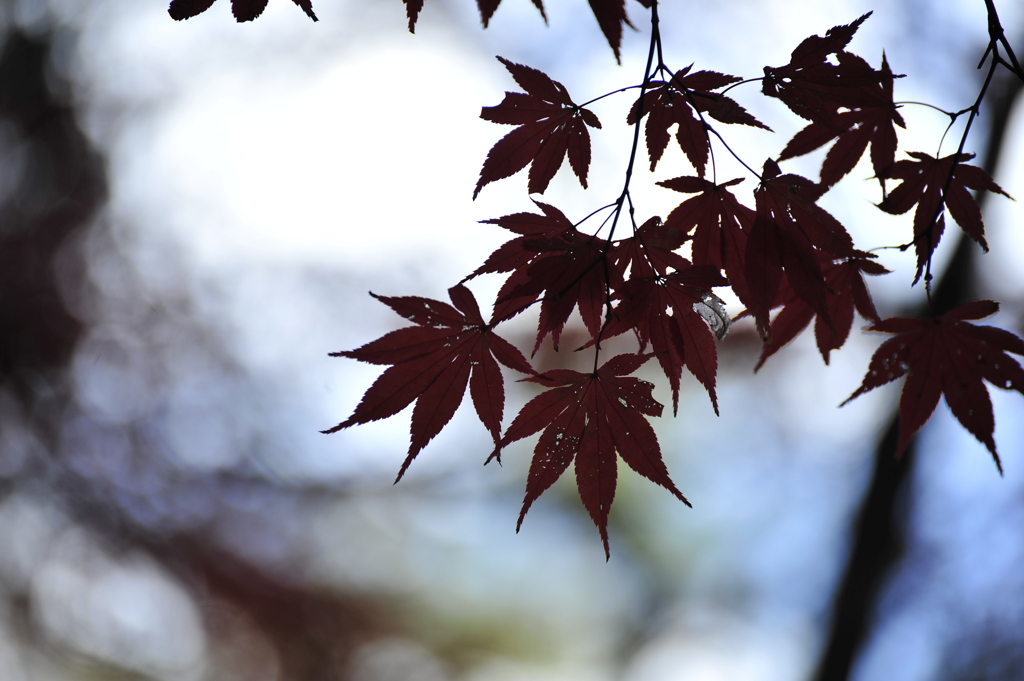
[778,53,904,187]
[610,215,691,281]
[473,202,612,352]
[754,253,889,370]
[842,300,1024,472]
[324,285,535,482]
[468,200,575,279]
[762,12,883,123]
[490,353,689,558]
[598,264,730,415]
[745,160,855,339]
[658,176,756,314]
[475,58,602,198]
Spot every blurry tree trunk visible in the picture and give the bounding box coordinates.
[0,29,102,412]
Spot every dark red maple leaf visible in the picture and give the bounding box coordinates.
[472,202,612,352]
[323,284,535,481]
[587,0,634,64]
[168,0,317,21]
[878,151,1011,283]
[754,253,889,370]
[598,265,730,415]
[658,176,757,314]
[628,67,769,175]
[467,200,575,282]
[778,53,905,187]
[762,13,890,124]
[490,353,689,558]
[744,159,855,339]
[842,300,1024,472]
[508,227,612,353]
[610,215,691,280]
[476,57,602,198]
[402,0,423,31]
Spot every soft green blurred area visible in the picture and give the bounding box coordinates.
[0,1,1021,680]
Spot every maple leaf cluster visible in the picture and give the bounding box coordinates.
[114,1,1003,554]
[316,7,1024,555]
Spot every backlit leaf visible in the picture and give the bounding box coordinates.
[842,300,1024,472]
[324,285,535,481]
[492,354,689,558]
